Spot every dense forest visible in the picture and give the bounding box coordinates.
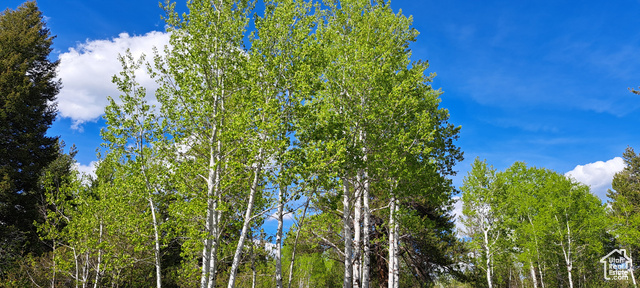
[1,0,638,287]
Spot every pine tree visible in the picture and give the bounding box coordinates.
[0,1,60,274]
[608,146,640,287]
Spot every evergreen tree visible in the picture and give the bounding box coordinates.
[608,146,640,286]
[0,1,60,274]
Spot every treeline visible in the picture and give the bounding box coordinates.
[3,0,638,287]
[2,0,464,287]
[460,149,640,288]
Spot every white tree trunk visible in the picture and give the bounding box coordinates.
[565,219,573,288]
[201,136,220,288]
[148,197,162,288]
[250,234,256,288]
[629,250,637,288]
[343,178,353,288]
[353,173,362,288]
[555,214,574,288]
[51,243,56,288]
[83,252,89,288]
[73,247,79,288]
[392,199,399,288]
[82,251,89,288]
[388,197,399,288]
[362,169,370,288]
[276,183,285,288]
[529,216,544,288]
[207,141,223,288]
[538,261,545,288]
[483,229,492,288]
[566,264,573,288]
[227,148,264,288]
[93,220,103,288]
[529,260,538,288]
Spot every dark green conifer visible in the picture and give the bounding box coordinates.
[0,1,60,273]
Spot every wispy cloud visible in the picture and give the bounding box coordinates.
[57,31,170,129]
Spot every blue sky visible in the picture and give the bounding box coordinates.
[5,0,640,207]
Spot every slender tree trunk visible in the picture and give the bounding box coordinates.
[562,216,573,288]
[51,243,56,288]
[73,247,79,288]
[201,140,217,288]
[362,169,370,288]
[392,198,399,288]
[251,233,256,288]
[387,198,394,288]
[529,260,538,288]
[528,216,544,288]
[94,220,103,288]
[205,90,225,288]
[538,262,545,288]
[227,148,264,288]
[200,222,213,288]
[209,207,221,288]
[276,181,285,288]
[566,264,573,288]
[288,199,310,288]
[629,249,637,287]
[343,178,353,288]
[203,14,227,286]
[353,173,362,288]
[83,252,89,288]
[142,169,163,288]
[483,229,492,288]
[148,197,162,288]
[387,196,398,288]
[357,94,370,288]
[566,243,573,287]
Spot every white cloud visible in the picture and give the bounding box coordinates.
[253,239,277,258]
[565,157,626,201]
[75,161,99,179]
[57,31,170,129]
[451,196,465,235]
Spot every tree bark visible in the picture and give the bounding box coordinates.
[629,249,637,287]
[529,260,538,288]
[362,169,370,288]
[93,220,103,288]
[251,233,256,288]
[276,181,285,288]
[392,199,399,288]
[227,148,264,288]
[483,228,492,288]
[387,196,398,288]
[353,173,362,288]
[343,178,353,288]
[201,135,219,288]
[149,197,162,288]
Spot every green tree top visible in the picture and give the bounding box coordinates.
[0,0,59,194]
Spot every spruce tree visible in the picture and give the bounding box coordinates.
[0,1,59,273]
